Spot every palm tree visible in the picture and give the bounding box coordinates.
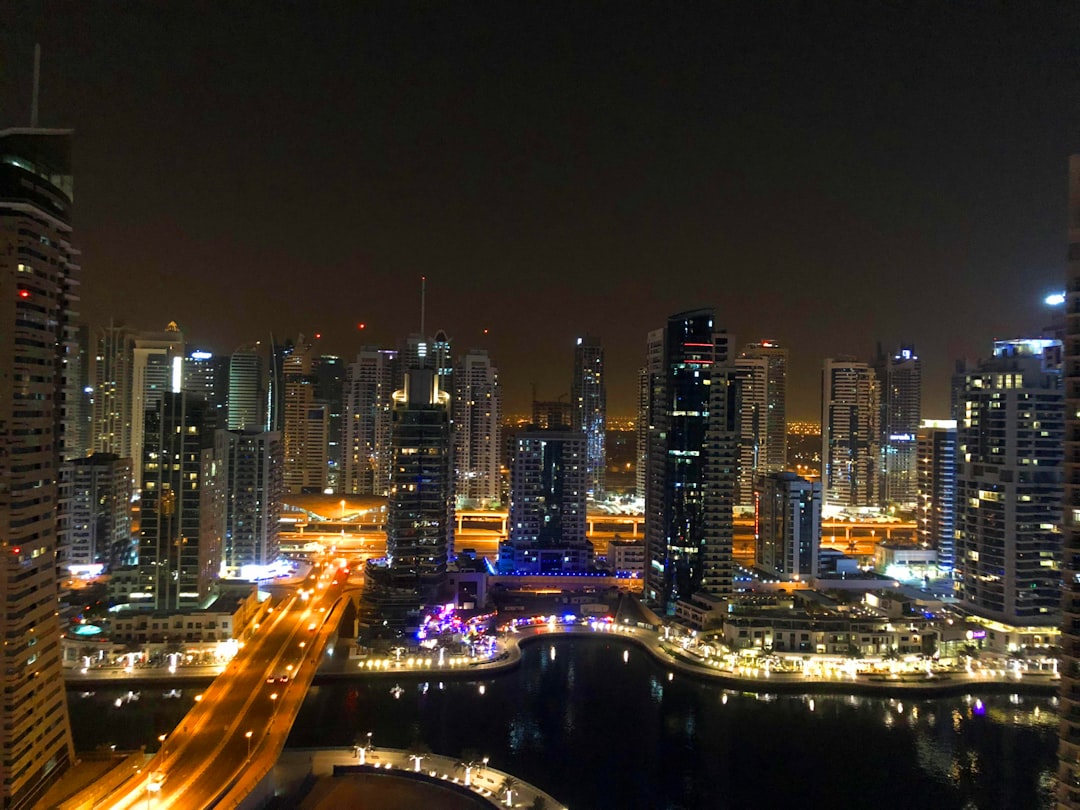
[407,739,431,772]
[500,777,519,806]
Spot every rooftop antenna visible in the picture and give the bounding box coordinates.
[31,44,41,127]
[420,275,427,336]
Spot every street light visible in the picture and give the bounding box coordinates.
[146,779,160,810]
[245,730,253,759]
[158,734,167,761]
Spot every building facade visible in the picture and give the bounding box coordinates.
[130,323,185,488]
[0,128,77,808]
[227,344,264,431]
[876,344,922,508]
[735,341,788,507]
[282,336,328,494]
[211,429,283,573]
[500,428,592,573]
[954,339,1062,626]
[571,336,606,498]
[754,472,821,581]
[60,453,133,571]
[342,347,398,495]
[643,309,737,613]
[916,419,957,572]
[91,321,134,458]
[821,357,881,510]
[453,349,501,506]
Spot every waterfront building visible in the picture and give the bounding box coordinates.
[342,348,398,495]
[643,309,737,613]
[0,127,77,806]
[916,419,957,572]
[131,323,185,488]
[210,429,283,573]
[754,471,821,581]
[954,338,1062,626]
[60,453,133,571]
[735,341,788,506]
[282,336,328,494]
[821,357,881,510]
[384,367,454,604]
[875,344,922,508]
[136,392,218,610]
[1060,153,1080,808]
[572,335,606,498]
[227,343,264,431]
[91,321,135,458]
[453,349,501,506]
[500,427,592,573]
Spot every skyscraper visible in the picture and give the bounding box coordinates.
[385,367,454,604]
[916,419,957,572]
[735,341,788,507]
[1058,154,1080,809]
[954,338,1062,625]
[211,429,283,573]
[342,348,398,495]
[821,357,881,510]
[500,427,591,573]
[0,127,77,807]
[130,323,185,487]
[91,321,134,457]
[227,343,264,431]
[876,344,922,508]
[636,329,664,500]
[571,336,606,499]
[754,472,821,581]
[453,349,501,506]
[282,336,328,494]
[644,310,737,613]
[137,392,218,610]
[184,348,229,423]
[61,453,133,572]
[314,354,345,492]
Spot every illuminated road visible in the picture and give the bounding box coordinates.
[89,563,356,810]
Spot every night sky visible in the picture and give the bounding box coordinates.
[4,3,1079,419]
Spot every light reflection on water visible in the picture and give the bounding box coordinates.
[66,638,1059,810]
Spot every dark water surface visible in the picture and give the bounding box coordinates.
[68,637,1059,809]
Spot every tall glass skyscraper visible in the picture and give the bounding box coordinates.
[572,336,606,499]
[643,309,737,614]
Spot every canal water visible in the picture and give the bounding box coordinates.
[68,637,1059,809]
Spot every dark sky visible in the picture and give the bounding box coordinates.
[4,3,1079,419]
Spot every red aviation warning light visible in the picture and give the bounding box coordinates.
[18,290,30,298]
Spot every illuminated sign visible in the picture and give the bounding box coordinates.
[1046,292,1066,306]
[189,350,213,361]
[889,433,915,442]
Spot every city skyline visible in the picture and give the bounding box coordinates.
[3,4,1077,418]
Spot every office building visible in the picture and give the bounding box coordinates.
[67,323,93,459]
[643,309,738,614]
[342,348,398,495]
[61,453,133,572]
[735,341,788,506]
[954,338,1063,625]
[136,392,218,610]
[500,428,592,573]
[91,321,134,457]
[821,357,881,510]
[385,367,454,604]
[916,419,957,572]
[314,355,345,492]
[754,472,821,581]
[571,336,606,498]
[454,349,501,506]
[636,329,664,500]
[876,344,922,508]
[212,429,283,573]
[184,348,229,422]
[130,323,185,487]
[0,127,77,807]
[227,344,264,431]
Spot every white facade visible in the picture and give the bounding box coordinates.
[821,357,880,509]
[453,350,501,506]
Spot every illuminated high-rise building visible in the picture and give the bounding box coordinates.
[61,453,133,572]
[91,321,134,457]
[754,472,821,581]
[875,343,922,508]
[136,392,218,610]
[643,309,737,614]
[954,338,1062,625]
[916,419,957,572]
[227,344,264,431]
[130,323,185,488]
[500,428,591,573]
[282,336,328,494]
[571,336,606,498]
[314,354,345,492]
[1059,154,1080,809]
[343,348,398,495]
[636,329,664,500]
[735,341,788,506]
[183,348,228,423]
[453,349,501,506]
[0,128,78,805]
[211,429,283,572]
[821,357,880,510]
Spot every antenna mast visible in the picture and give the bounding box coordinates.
[420,275,427,336]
